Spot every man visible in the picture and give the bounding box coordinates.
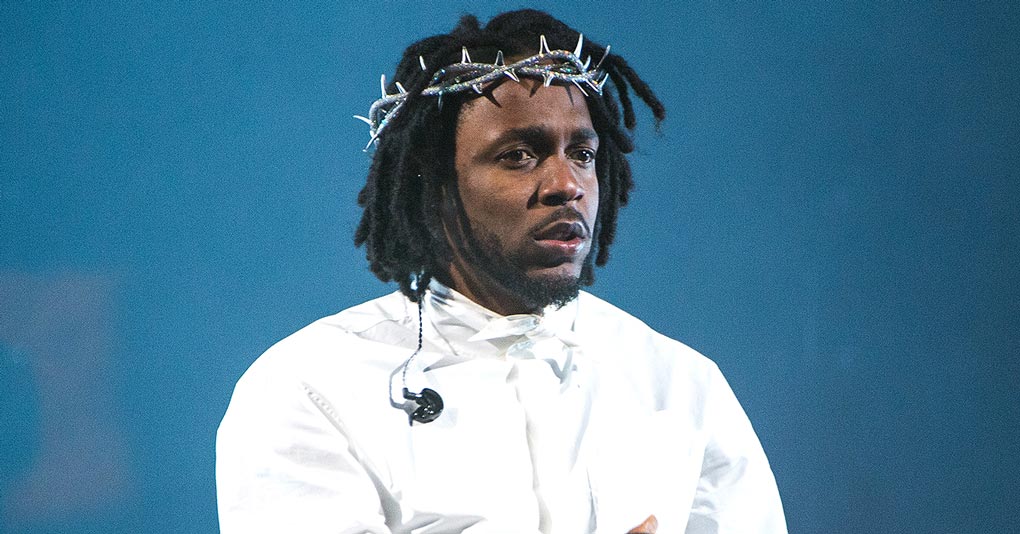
[217,10,786,533]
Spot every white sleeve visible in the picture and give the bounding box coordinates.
[215,363,392,534]
[685,365,788,534]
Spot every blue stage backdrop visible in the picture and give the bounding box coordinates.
[1,2,1017,533]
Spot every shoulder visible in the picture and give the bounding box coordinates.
[576,291,717,370]
[261,290,409,357]
[575,291,727,406]
[229,291,414,402]
[219,291,418,445]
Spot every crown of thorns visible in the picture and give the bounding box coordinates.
[355,34,611,149]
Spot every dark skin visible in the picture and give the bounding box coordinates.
[443,79,599,316]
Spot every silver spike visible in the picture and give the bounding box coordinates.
[380,74,388,97]
[395,81,407,94]
[582,55,591,70]
[472,84,483,94]
[461,46,471,63]
[504,69,520,82]
[594,45,611,71]
[542,72,553,87]
[539,35,551,55]
[437,92,443,110]
[571,79,589,97]
[595,73,609,94]
[495,50,505,67]
[419,55,427,71]
[573,34,584,57]
[353,115,372,126]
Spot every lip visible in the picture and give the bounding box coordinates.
[533,220,589,256]
[534,235,587,255]
[534,220,588,240]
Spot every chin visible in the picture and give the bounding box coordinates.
[518,268,583,310]
[464,229,589,311]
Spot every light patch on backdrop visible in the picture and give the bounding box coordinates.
[0,273,133,529]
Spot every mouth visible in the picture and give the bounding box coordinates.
[532,220,589,256]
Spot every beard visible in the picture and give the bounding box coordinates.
[461,224,592,312]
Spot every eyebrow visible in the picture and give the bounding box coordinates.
[485,126,599,152]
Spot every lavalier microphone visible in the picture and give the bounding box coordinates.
[400,296,444,425]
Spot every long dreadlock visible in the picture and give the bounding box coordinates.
[354,9,666,302]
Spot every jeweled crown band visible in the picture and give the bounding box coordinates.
[355,34,610,149]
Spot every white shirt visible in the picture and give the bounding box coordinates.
[216,283,786,533]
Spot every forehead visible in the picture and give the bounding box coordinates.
[455,79,594,140]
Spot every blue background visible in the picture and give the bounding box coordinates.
[1,2,1017,532]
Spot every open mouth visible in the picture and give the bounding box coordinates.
[533,220,588,255]
[535,220,587,241]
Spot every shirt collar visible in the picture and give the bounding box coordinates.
[423,279,580,367]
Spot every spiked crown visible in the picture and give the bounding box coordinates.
[355,34,610,149]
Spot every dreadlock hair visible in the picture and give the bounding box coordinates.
[354,9,666,302]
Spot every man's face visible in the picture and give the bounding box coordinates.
[443,79,599,314]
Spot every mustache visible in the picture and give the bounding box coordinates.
[529,207,592,238]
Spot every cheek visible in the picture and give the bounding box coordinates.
[460,174,529,215]
[458,181,524,232]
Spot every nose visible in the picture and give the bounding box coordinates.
[537,156,586,206]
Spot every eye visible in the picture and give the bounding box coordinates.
[497,148,536,168]
[572,148,597,165]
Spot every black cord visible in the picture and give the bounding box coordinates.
[401,297,425,390]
